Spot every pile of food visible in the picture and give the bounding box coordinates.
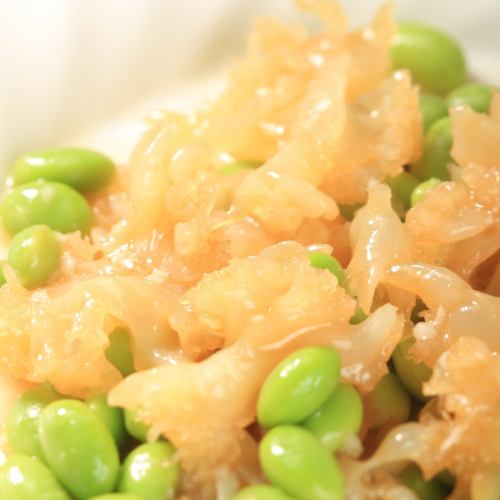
[0,0,499,498]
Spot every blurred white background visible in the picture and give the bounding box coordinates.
[1,0,499,167]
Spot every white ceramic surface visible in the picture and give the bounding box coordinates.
[1,0,499,167]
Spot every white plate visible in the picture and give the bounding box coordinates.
[1,0,499,168]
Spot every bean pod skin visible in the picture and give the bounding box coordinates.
[232,484,294,500]
[1,180,93,236]
[259,425,344,500]
[13,147,115,193]
[6,387,59,462]
[0,454,70,500]
[38,400,120,499]
[391,22,466,95]
[7,225,61,289]
[257,346,341,428]
[302,382,363,452]
[118,441,180,500]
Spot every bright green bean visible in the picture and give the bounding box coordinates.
[410,117,452,181]
[105,327,135,377]
[38,399,119,499]
[391,23,466,95]
[308,252,345,287]
[6,387,60,462]
[0,454,70,500]
[257,346,341,428]
[89,495,144,500]
[392,337,432,401]
[232,485,294,500]
[368,373,411,430]
[219,160,260,176]
[118,441,180,500]
[302,382,363,452]
[259,425,344,500]
[12,148,115,192]
[124,408,150,442]
[446,83,493,114]
[401,464,448,500]
[419,94,448,131]
[7,225,61,289]
[410,178,442,206]
[1,180,93,235]
[387,172,420,211]
[85,393,127,449]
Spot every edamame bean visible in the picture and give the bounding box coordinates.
[118,441,180,500]
[219,160,260,176]
[436,469,455,488]
[308,252,345,287]
[401,464,448,500]
[89,495,144,500]
[232,484,294,500]
[338,203,362,221]
[85,393,127,449]
[1,180,93,236]
[302,382,363,452]
[392,337,432,401]
[0,263,6,286]
[13,148,115,192]
[124,408,150,442]
[259,425,344,500]
[6,387,60,462]
[410,117,452,181]
[105,327,135,377]
[38,399,119,499]
[349,307,367,325]
[446,83,493,114]
[391,23,466,95]
[257,346,341,428]
[7,225,61,289]
[368,373,411,430]
[0,454,70,500]
[419,94,448,131]
[387,172,420,211]
[410,178,442,206]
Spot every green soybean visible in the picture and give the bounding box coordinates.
[13,148,115,192]
[6,387,60,462]
[411,178,442,206]
[1,180,93,236]
[436,469,455,488]
[232,485,294,500]
[308,252,345,287]
[410,117,452,181]
[259,425,344,500]
[368,373,411,430]
[391,23,466,95]
[302,382,363,452]
[392,337,432,401]
[349,307,367,325]
[7,225,61,289]
[38,399,119,499]
[257,346,341,428]
[0,454,70,500]
[89,495,144,500]
[105,327,135,377]
[0,263,6,286]
[85,393,127,449]
[124,408,150,442]
[401,464,448,500]
[419,94,448,131]
[118,441,180,500]
[338,203,362,221]
[446,83,493,114]
[219,160,260,176]
[387,172,420,211]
